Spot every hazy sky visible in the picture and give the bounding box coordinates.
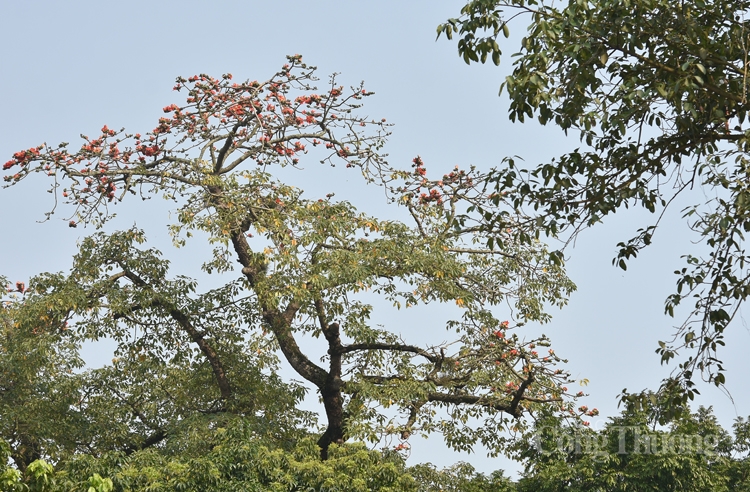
[2,0,749,477]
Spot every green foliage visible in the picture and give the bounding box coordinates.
[0,282,85,470]
[409,461,515,491]
[512,404,750,491]
[1,425,417,491]
[440,0,750,403]
[4,403,750,491]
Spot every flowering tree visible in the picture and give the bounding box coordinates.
[2,56,581,462]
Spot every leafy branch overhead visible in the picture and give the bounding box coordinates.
[440,0,750,405]
[2,56,580,465]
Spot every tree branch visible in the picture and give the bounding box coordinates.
[117,269,233,401]
[340,342,440,363]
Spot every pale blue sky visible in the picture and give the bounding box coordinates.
[2,0,749,477]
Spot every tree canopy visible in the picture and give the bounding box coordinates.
[439,0,750,406]
[1,56,585,488]
[511,402,750,491]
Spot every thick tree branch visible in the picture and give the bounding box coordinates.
[123,429,167,456]
[425,382,560,418]
[117,269,233,401]
[340,342,440,363]
[228,225,327,388]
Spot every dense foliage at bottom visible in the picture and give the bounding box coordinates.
[4,402,750,491]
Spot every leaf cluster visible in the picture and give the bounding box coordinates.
[440,0,750,402]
